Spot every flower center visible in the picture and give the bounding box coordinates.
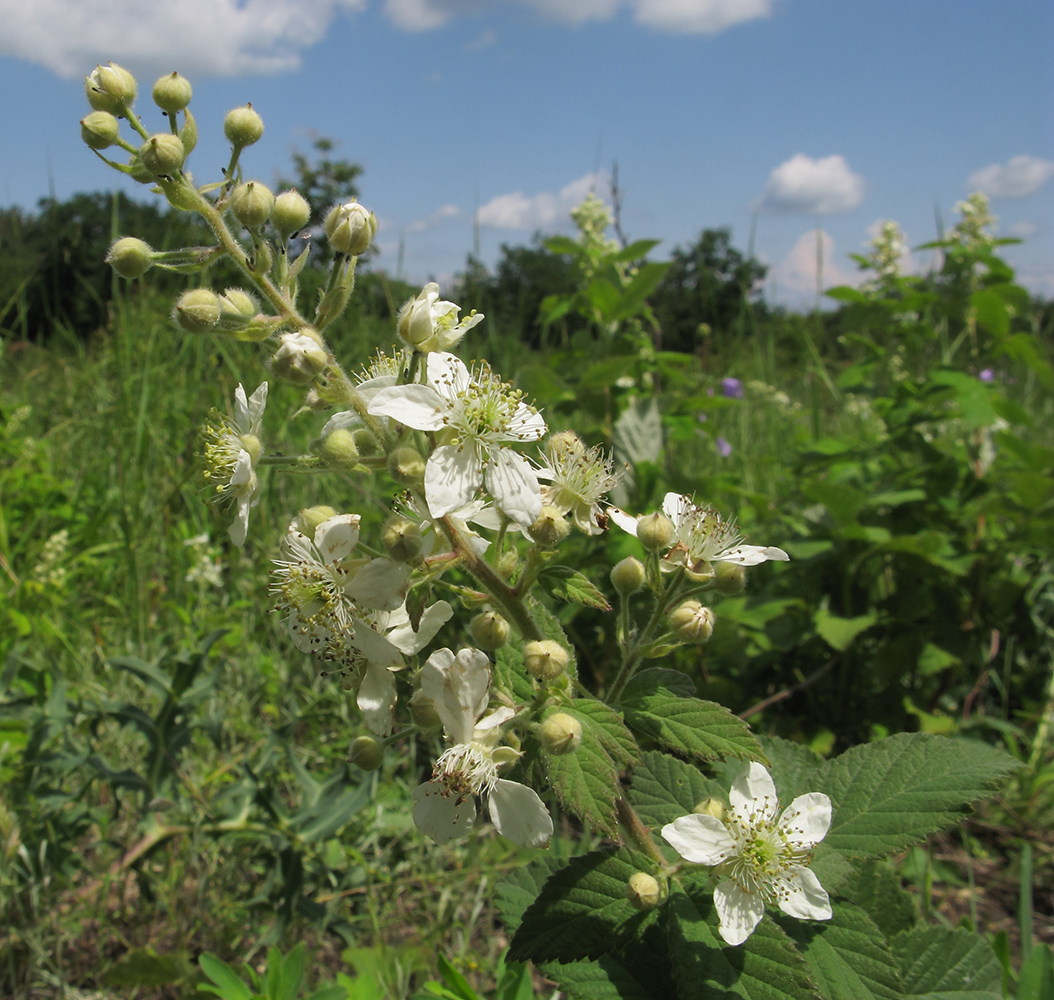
[434,742,498,799]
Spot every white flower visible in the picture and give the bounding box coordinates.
[397,283,484,354]
[610,492,789,579]
[368,352,547,526]
[412,647,553,848]
[201,382,268,547]
[662,762,832,946]
[536,432,620,535]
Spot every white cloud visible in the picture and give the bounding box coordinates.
[463,27,498,49]
[632,0,774,33]
[967,155,1054,198]
[477,172,598,230]
[770,229,858,301]
[758,154,865,215]
[406,203,461,233]
[0,0,366,78]
[1007,220,1038,237]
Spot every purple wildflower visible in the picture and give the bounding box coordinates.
[721,378,743,399]
[716,437,733,458]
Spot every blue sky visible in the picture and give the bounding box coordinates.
[2,0,1052,306]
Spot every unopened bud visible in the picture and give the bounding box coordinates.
[229,181,274,229]
[273,189,311,239]
[152,71,193,113]
[292,506,338,538]
[106,237,154,279]
[528,505,571,548]
[381,517,423,562]
[351,428,380,457]
[271,330,328,385]
[714,561,747,595]
[139,133,185,176]
[80,111,120,150]
[694,797,725,820]
[324,200,377,256]
[637,512,675,552]
[319,429,360,470]
[610,556,645,596]
[348,735,383,771]
[540,712,582,755]
[547,430,586,461]
[224,103,264,149]
[626,872,662,911]
[172,288,221,333]
[470,611,511,651]
[217,288,257,331]
[668,601,715,644]
[387,447,426,484]
[409,688,442,731]
[523,640,569,681]
[85,63,136,114]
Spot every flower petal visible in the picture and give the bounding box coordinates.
[229,489,251,547]
[484,449,542,526]
[385,600,454,655]
[412,780,476,844]
[503,402,547,442]
[357,662,398,735]
[487,779,553,847]
[368,383,448,431]
[608,507,641,536]
[661,814,736,865]
[314,513,361,564]
[714,881,766,946]
[717,544,790,566]
[426,352,471,396]
[244,381,269,432]
[422,647,491,744]
[778,792,832,849]
[426,445,482,519]
[344,558,412,610]
[776,867,832,922]
[729,762,779,822]
[348,619,403,668]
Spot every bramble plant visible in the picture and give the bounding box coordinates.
[81,63,1030,998]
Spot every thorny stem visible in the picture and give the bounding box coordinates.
[617,797,666,864]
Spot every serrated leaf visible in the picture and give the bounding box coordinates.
[628,750,728,830]
[508,849,658,963]
[621,672,765,766]
[539,956,656,1000]
[842,861,918,938]
[754,736,825,804]
[814,733,1018,858]
[814,607,877,651]
[541,566,612,610]
[779,902,904,1000]
[199,953,253,1000]
[667,883,822,1000]
[493,644,536,704]
[495,854,578,935]
[891,926,1001,998]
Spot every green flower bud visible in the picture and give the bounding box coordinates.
[127,153,155,185]
[105,237,154,279]
[470,611,511,651]
[229,181,275,230]
[139,133,185,176]
[351,428,380,457]
[381,517,423,563]
[273,189,311,239]
[348,735,383,771]
[523,640,570,681]
[152,71,193,113]
[409,688,442,732]
[610,556,645,596]
[668,600,715,644]
[80,111,120,150]
[270,330,328,385]
[319,428,360,470]
[292,506,338,538]
[626,872,663,911]
[540,712,582,755]
[224,103,264,149]
[172,288,221,333]
[694,797,725,820]
[216,288,257,330]
[387,447,426,484]
[547,430,586,460]
[528,505,571,549]
[637,512,676,552]
[84,63,136,114]
[714,561,747,595]
[324,200,377,256]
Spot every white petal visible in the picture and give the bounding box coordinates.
[233,383,250,430]
[320,410,362,436]
[776,867,832,922]
[412,780,476,844]
[484,449,542,527]
[422,647,491,744]
[348,620,403,668]
[426,352,471,396]
[503,402,547,442]
[345,559,412,610]
[778,792,832,849]
[487,779,553,847]
[729,762,779,823]
[357,663,398,735]
[426,445,482,519]
[245,381,269,432]
[475,706,515,735]
[717,544,790,566]
[314,514,361,564]
[385,600,454,655]
[229,492,251,547]
[661,814,736,865]
[608,507,641,536]
[714,881,766,946]
[662,492,691,527]
[368,383,447,431]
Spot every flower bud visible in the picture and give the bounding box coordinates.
[409,688,442,731]
[547,430,586,461]
[139,133,185,176]
[626,872,663,911]
[172,288,221,333]
[273,189,311,239]
[470,611,511,651]
[637,512,675,552]
[229,181,274,229]
[381,517,423,563]
[224,103,264,149]
[292,506,338,538]
[127,153,155,185]
[387,447,426,484]
[348,735,383,771]
[610,556,645,596]
[324,200,377,256]
[216,288,257,331]
[694,797,725,820]
[540,712,582,755]
[319,428,360,470]
[152,71,193,113]
[105,237,154,279]
[528,505,571,549]
[80,111,120,150]
[351,428,380,457]
[668,600,715,644]
[84,63,136,114]
[523,640,570,681]
[270,330,328,385]
[714,561,747,595]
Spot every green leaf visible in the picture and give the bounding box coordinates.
[779,902,903,1000]
[754,736,825,804]
[508,849,659,963]
[621,670,766,766]
[814,733,1018,858]
[667,882,822,1000]
[611,238,662,263]
[199,953,254,1000]
[540,566,612,611]
[103,948,190,988]
[814,607,877,652]
[841,861,917,938]
[826,285,870,303]
[545,235,584,255]
[628,750,727,830]
[538,956,656,1000]
[494,853,570,934]
[891,926,1001,998]
[1017,944,1054,1000]
[613,262,672,321]
[277,942,306,1000]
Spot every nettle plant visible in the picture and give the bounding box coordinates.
[83,64,1021,999]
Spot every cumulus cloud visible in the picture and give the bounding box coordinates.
[0,0,366,78]
[757,154,865,215]
[967,155,1054,199]
[477,172,598,230]
[631,0,774,33]
[406,203,461,233]
[770,229,858,300]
